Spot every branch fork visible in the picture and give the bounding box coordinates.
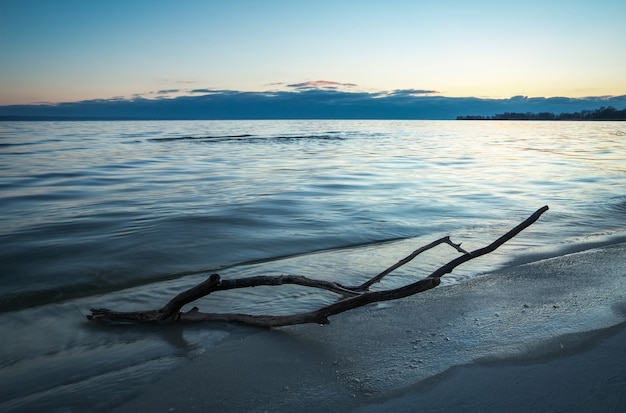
[87,206,548,327]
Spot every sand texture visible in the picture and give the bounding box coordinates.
[113,243,626,412]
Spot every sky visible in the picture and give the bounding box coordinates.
[1,0,625,113]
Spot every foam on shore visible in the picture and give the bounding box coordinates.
[113,243,626,412]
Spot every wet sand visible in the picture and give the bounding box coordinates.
[113,243,626,412]
[354,321,626,413]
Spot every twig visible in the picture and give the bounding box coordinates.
[355,236,468,291]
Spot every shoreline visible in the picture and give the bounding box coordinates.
[355,320,626,413]
[112,242,626,413]
[112,322,626,413]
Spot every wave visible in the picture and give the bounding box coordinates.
[148,133,345,143]
[605,195,626,214]
[0,235,412,314]
[148,134,254,142]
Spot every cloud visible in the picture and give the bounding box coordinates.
[1,85,624,120]
[157,89,181,94]
[189,88,217,94]
[286,80,358,90]
[386,89,440,97]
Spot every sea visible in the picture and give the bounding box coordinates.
[1,120,625,412]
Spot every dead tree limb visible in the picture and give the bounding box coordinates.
[87,206,549,327]
[355,236,468,291]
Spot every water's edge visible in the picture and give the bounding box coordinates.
[110,241,626,413]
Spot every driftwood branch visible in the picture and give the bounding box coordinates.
[87,206,549,327]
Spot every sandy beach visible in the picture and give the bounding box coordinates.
[113,242,626,412]
[356,322,626,413]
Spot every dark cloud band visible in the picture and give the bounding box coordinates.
[1,83,624,120]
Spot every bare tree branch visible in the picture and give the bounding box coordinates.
[87,206,549,327]
[355,236,467,291]
[426,205,549,280]
[176,277,440,326]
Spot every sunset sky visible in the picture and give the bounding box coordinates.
[1,0,625,106]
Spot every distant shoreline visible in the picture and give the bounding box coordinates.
[2,105,626,122]
[457,106,626,121]
[457,117,626,121]
[1,116,625,122]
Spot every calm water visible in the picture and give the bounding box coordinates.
[0,120,625,411]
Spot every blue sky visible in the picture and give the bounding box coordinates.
[1,0,625,112]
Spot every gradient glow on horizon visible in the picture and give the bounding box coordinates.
[1,0,625,105]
